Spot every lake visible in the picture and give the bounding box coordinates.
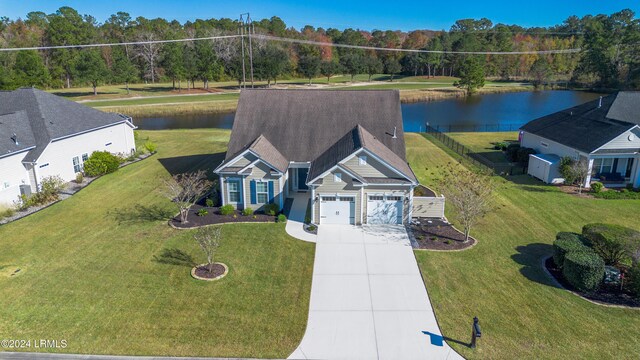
[134,90,602,132]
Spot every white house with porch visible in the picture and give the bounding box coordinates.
[520,92,640,188]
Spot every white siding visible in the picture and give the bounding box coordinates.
[36,123,135,184]
[598,128,640,150]
[521,132,585,159]
[0,152,30,206]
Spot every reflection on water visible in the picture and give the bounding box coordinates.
[134,90,602,132]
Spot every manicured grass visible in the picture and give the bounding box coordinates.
[0,129,314,358]
[447,131,520,163]
[406,133,640,359]
[85,93,240,107]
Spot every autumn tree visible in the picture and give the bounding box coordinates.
[435,163,495,242]
[163,170,212,223]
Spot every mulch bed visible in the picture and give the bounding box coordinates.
[193,263,226,279]
[170,204,275,228]
[544,257,640,308]
[556,184,597,199]
[410,218,476,250]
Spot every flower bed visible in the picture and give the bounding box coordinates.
[410,218,476,251]
[170,204,276,228]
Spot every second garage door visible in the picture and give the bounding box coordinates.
[367,195,403,224]
[320,196,355,224]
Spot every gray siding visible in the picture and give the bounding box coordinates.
[228,152,257,168]
[220,161,283,211]
[342,152,399,178]
[314,168,362,224]
[412,197,445,218]
[599,128,640,150]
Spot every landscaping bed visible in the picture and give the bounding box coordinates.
[170,204,276,228]
[544,257,640,308]
[192,262,228,281]
[410,218,476,250]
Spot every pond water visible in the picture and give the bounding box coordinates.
[134,90,602,132]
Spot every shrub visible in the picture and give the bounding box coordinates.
[559,156,575,184]
[144,140,157,153]
[219,204,234,215]
[590,181,604,193]
[516,147,537,165]
[0,205,15,219]
[264,203,279,216]
[506,143,521,162]
[553,233,590,268]
[494,141,509,151]
[33,175,65,205]
[629,264,640,299]
[197,208,208,216]
[562,251,605,291]
[582,223,639,265]
[75,172,84,184]
[242,207,254,216]
[205,198,214,207]
[307,224,317,231]
[83,151,121,177]
[277,214,287,223]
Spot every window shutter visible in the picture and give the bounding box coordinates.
[268,181,274,203]
[250,180,257,204]
[238,180,244,205]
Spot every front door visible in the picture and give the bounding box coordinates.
[297,168,309,191]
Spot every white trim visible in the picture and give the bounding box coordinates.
[226,177,242,204]
[590,125,640,154]
[242,176,247,209]
[219,175,226,205]
[278,176,283,210]
[360,186,364,224]
[408,186,414,221]
[239,159,260,173]
[310,185,316,224]
[288,161,312,168]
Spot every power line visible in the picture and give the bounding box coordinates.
[0,33,582,55]
[0,34,243,52]
[254,34,582,55]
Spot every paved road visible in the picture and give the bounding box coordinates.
[289,225,463,360]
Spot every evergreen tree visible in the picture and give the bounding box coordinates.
[13,50,50,88]
[73,50,108,96]
[454,56,485,94]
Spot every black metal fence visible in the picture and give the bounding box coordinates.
[424,126,526,176]
[425,123,524,133]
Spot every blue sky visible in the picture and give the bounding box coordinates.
[1,0,638,31]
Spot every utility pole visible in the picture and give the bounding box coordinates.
[239,13,255,89]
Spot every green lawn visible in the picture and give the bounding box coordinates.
[447,131,520,163]
[406,132,640,359]
[85,93,240,108]
[0,129,314,358]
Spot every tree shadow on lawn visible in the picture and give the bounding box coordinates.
[153,248,196,267]
[109,204,175,224]
[511,243,562,289]
[158,152,225,177]
[50,91,120,98]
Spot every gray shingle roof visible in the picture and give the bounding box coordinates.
[520,92,639,153]
[0,111,35,158]
[0,88,133,162]
[226,89,406,163]
[308,125,417,183]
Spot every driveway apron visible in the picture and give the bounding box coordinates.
[289,225,463,360]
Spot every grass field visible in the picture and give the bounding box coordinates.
[0,129,314,358]
[407,132,640,359]
[447,131,520,163]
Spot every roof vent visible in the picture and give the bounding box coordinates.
[598,96,602,108]
[11,133,18,145]
[392,126,397,139]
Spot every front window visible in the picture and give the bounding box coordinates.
[227,180,240,203]
[82,153,88,162]
[256,181,268,203]
[592,158,614,176]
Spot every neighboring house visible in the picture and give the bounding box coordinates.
[0,88,136,205]
[214,89,425,225]
[520,92,640,188]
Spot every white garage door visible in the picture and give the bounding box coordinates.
[367,195,403,224]
[320,196,355,224]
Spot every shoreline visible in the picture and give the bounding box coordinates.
[96,85,536,118]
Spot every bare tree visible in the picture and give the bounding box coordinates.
[163,170,212,223]
[194,226,222,273]
[134,31,162,83]
[571,158,591,194]
[435,163,495,242]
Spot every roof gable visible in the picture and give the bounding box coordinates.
[520,93,637,153]
[226,89,406,163]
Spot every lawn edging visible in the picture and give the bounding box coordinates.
[191,262,229,281]
[540,255,640,310]
[0,152,155,226]
[169,219,277,230]
[408,220,479,252]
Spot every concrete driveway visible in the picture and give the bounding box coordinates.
[289,225,463,360]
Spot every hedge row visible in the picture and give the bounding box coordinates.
[552,232,590,268]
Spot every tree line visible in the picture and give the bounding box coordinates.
[0,7,638,93]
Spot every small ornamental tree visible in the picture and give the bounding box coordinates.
[163,170,212,223]
[194,225,222,274]
[435,163,495,242]
[559,157,590,193]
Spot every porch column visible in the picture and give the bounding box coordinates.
[635,156,640,188]
[278,175,283,210]
[408,185,414,223]
[310,186,316,224]
[219,175,226,205]
[584,158,594,189]
[241,176,247,209]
